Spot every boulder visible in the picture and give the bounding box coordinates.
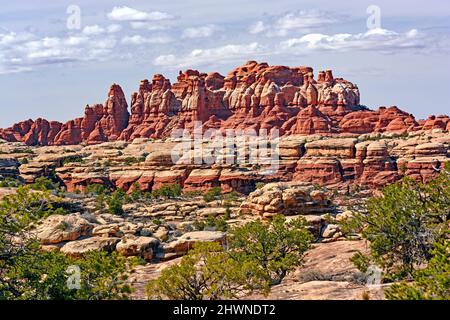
[240,182,333,217]
[116,235,159,261]
[60,236,120,257]
[35,214,93,245]
[160,231,226,260]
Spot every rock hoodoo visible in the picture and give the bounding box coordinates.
[2,61,445,146]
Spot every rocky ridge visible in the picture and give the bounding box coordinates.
[2,61,449,146]
[1,129,449,192]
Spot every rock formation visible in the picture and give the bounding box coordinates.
[3,61,446,147]
[240,183,334,218]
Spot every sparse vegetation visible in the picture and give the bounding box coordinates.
[385,240,450,300]
[123,156,140,166]
[203,186,222,202]
[148,215,312,299]
[193,215,228,232]
[62,155,84,166]
[30,177,60,192]
[229,215,313,285]
[0,177,23,188]
[0,184,131,300]
[10,148,35,154]
[85,183,109,196]
[147,242,266,300]
[106,190,125,216]
[342,162,450,290]
[152,183,182,199]
[0,185,67,224]
[255,182,265,189]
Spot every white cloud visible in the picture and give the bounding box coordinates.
[0,30,118,74]
[250,10,337,37]
[182,25,219,39]
[107,6,174,21]
[65,36,89,46]
[249,21,267,34]
[82,25,105,36]
[281,28,425,53]
[0,31,34,46]
[129,22,169,31]
[275,12,335,30]
[121,34,173,45]
[154,54,176,66]
[107,24,123,33]
[154,42,265,68]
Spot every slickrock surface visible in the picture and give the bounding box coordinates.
[1,129,449,192]
[2,61,447,146]
[248,240,387,300]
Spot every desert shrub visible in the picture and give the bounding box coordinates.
[297,270,334,283]
[385,240,450,300]
[193,220,206,231]
[30,177,59,191]
[152,184,182,199]
[229,215,313,285]
[0,192,131,300]
[107,191,125,216]
[255,182,265,189]
[11,148,34,154]
[0,177,23,188]
[146,242,265,300]
[148,215,313,299]
[123,157,139,166]
[203,187,222,202]
[0,185,67,225]
[62,155,84,166]
[85,183,108,196]
[183,190,202,198]
[129,183,142,201]
[205,215,228,232]
[224,207,232,220]
[222,191,239,217]
[341,164,450,280]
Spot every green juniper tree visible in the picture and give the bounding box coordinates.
[147,242,265,300]
[229,215,313,285]
[0,186,131,300]
[385,239,450,300]
[342,162,450,281]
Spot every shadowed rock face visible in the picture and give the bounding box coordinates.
[2,61,446,146]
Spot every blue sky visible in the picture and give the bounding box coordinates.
[1,0,449,127]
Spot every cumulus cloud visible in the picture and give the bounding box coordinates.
[107,24,123,33]
[121,34,173,45]
[154,42,265,68]
[129,22,169,31]
[249,21,267,34]
[281,28,425,53]
[0,31,34,46]
[182,25,219,39]
[250,10,337,37]
[0,30,117,74]
[82,25,105,36]
[107,6,174,21]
